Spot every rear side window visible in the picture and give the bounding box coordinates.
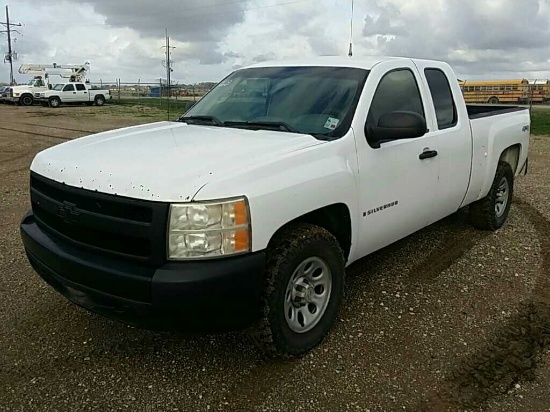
[425,69,458,129]
[76,84,86,91]
[367,69,425,128]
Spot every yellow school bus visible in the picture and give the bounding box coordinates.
[529,80,550,103]
[458,79,531,104]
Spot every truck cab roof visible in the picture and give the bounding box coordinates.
[243,56,446,71]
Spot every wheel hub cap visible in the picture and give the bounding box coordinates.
[290,278,315,305]
[284,257,333,334]
[495,177,509,218]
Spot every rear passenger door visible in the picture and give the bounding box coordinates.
[61,83,77,102]
[74,83,89,102]
[414,62,472,220]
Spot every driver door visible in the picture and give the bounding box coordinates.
[354,63,440,256]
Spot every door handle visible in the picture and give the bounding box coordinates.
[73,92,76,94]
[419,150,438,160]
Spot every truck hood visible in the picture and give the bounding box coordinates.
[31,121,324,202]
[11,85,34,92]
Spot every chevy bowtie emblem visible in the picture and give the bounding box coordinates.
[57,201,81,224]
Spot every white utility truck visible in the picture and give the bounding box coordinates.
[20,57,530,357]
[7,62,90,106]
[35,82,111,107]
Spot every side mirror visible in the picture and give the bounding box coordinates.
[367,111,427,148]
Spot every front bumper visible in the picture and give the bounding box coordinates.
[20,211,266,331]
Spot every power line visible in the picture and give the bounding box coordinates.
[1,5,22,85]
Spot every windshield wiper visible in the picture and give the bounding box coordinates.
[224,120,301,134]
[178,115,224,127]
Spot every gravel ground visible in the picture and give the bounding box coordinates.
[0,104,549,411]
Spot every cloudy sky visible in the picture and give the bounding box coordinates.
[2,0,550,85]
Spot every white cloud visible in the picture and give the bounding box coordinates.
[1,0,550,85]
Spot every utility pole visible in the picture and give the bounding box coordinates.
[161,28,175,97]
[348,0,354,57]
[1,5,22,85]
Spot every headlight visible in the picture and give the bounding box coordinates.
[167,197,250,260]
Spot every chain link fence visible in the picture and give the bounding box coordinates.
[88,79,217,114]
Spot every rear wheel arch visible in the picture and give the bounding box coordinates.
[499,144,521,174]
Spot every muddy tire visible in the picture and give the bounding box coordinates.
[470,162,514,231]
[94,95,105,106]
[19,94,34,106]
[249,223,345,358]
[48,97,61,108]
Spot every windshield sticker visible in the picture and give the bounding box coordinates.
[219,79,233,87]
[324,117,340,130]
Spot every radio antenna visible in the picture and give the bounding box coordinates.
[348,0,354,57]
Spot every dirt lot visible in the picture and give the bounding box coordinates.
[0,104,549,411]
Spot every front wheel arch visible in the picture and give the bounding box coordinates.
[267,203,352,262]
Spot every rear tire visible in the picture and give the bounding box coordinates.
[488,97,499,104]
[248,223,345,358]
[94,95,105,106]
[470,162,514,231]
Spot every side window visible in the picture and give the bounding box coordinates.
[75,84,86,91]
[424,68,458,129]
[63,84,75,92]
[367,69,425,128]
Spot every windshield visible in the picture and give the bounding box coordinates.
[182,66,369,139]
[52,84,65,91]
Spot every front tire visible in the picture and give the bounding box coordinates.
[48,97,61,108]
[470,162,514,230]
[249,223,345,358]
[19,94,34,106]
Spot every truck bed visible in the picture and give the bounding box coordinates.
[467,105,528,120]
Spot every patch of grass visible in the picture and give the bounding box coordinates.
[109,98,193,122]
[530,108,550,135]
[111,98,193,111]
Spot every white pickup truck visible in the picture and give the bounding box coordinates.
[20,57,529,358]
[35,82,111,107]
